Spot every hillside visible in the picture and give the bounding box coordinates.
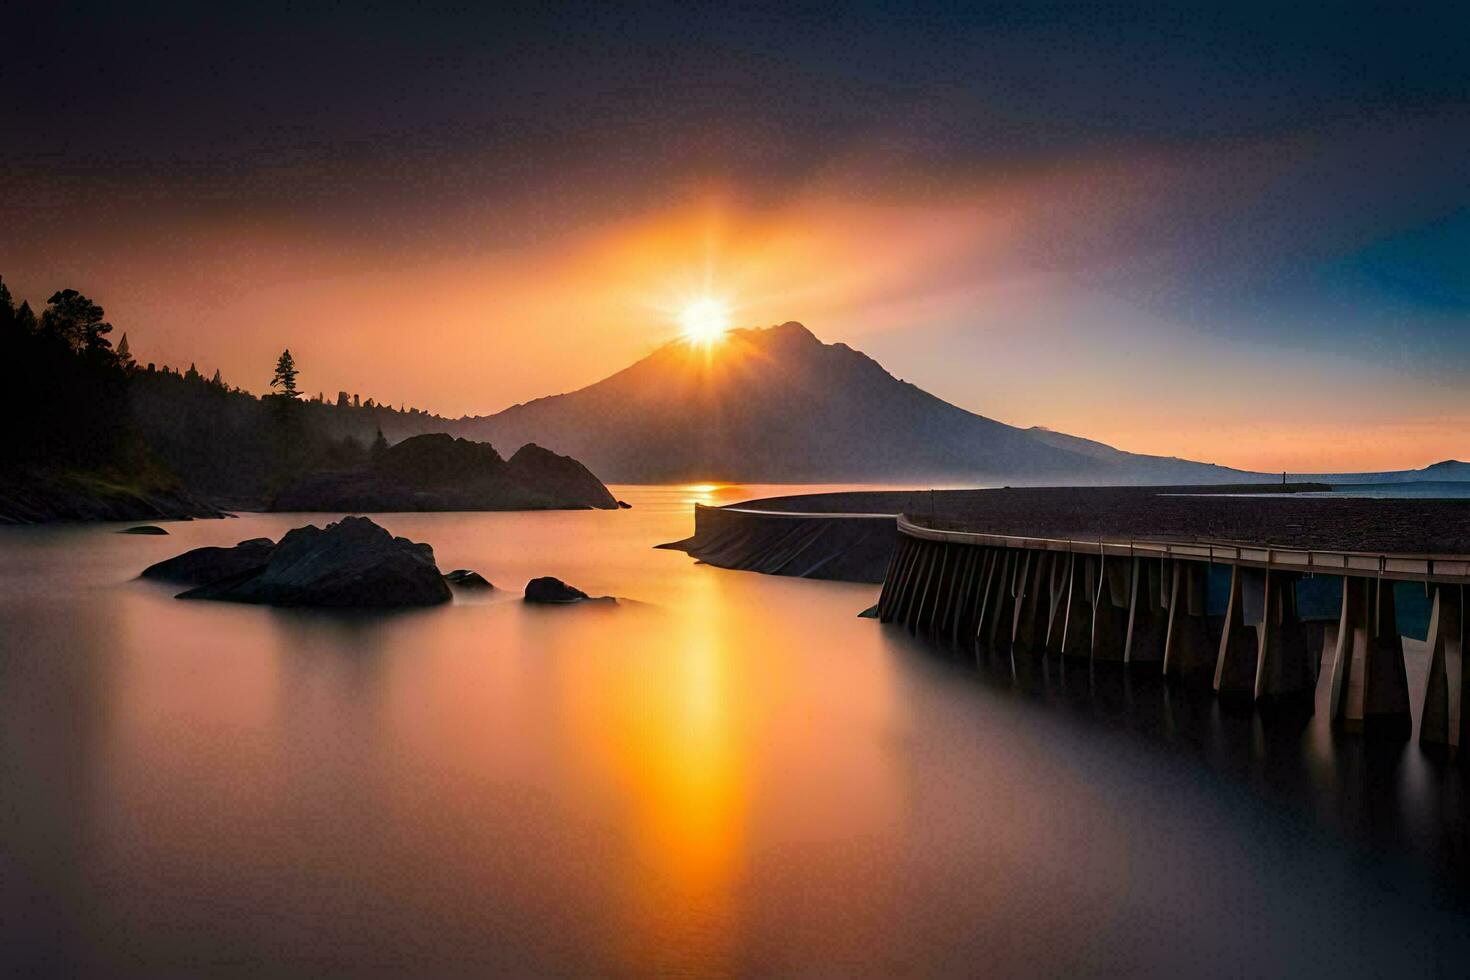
[449,322,1260,485]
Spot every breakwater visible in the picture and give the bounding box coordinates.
[670,486,1470,750]
[658,502,897,582]
[880,513,1468,749]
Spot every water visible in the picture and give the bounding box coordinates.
[1321,481,1470,499]
[3,484,1469,976]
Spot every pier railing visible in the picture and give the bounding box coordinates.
[882,515,1468,753]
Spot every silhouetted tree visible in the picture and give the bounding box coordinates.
[270,348,299,399]
[14,301,36,334]
[116,332,134,369]
[370,426,389,463]
[352,393,360,408]
[211,368,222,387]
[185,362,201,382]
[41,289,113,357]
[336,391,349,408]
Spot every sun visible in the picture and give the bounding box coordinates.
[680,298,731,345]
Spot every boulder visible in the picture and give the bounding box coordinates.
[178,517,451,607]
[524,576,592,603]
[269,434,617,512]
[616,500,632,509]
[504,443,618,510]
[120,525,169,535]
[444,568,494,589]
[142,537,278,585]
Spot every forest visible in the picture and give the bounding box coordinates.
[0,276,452,511]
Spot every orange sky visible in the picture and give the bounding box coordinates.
[5,139,1466,475]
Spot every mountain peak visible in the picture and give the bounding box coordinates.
[726,320,820,348]
[450,321,1255,484]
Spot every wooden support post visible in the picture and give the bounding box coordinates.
[874,536,902,620]
[877,536,915,623]
[1329,576,1411,738]
[973,549,999,645]
[918,542,952,632]
[1419,584,1466,754]
[1092,553,1129,662]
[1163,560,1215,682]
[924,544,954,633]
[898,539,937,629]
[1060,553,1094,657]
[1253,569,1314,701]
[1214,566,1263,697]
[985,550,1017,653]
[1012,550,1048,655]
[1044,553,1072,654]
[946,546,979,641]
[1124,556,1168,665]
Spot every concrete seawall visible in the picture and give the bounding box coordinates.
[657,503,898,583]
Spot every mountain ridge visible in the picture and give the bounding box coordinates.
[445,321,1264,485]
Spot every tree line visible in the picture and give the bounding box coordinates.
[0,275,445,502]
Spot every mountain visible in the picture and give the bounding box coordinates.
[1309,460,1470,484]
[447,322,1262,485]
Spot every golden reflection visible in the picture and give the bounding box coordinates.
[564,555,747,971]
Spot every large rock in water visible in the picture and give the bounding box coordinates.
[177,517,451,607]
[142,537,278,585]
[524,576,591,603]
[268,433,617,512]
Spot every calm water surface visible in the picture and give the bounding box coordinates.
[3,484,1468,976]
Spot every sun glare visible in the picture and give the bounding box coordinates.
[680,298,731,345]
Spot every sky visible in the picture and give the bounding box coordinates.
[2,1,1467,472]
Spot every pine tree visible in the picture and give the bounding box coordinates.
[211,368,223,387]
[371,426,389,462]
[116,332,134,369]
[270,349,299,399]
[185,362,201,382]
[41,289,113,356]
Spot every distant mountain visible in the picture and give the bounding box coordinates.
[447,322,1263,485]
[1308,460,1470,484]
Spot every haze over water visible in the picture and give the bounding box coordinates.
[3,485,1468,975]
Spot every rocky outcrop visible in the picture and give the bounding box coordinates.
[174,517,451,607]
[0,468,225,525]
[444,568,494,589]
[119,525,169,535]
[141,537,278,586]
[269,433,616,512]
[524,576,594,603]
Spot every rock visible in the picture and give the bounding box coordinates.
[0,466,226,525]
[444,568,494,589]
[857,602,879,618]
[504,443,619,510]
[269,433,617,512]
[178,517,451,607]
[524,576,592,603]
[142,537,278,585]
[119,525,169,535]
[616,500,632,509]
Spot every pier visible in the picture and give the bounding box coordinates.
[670,486,1470,749]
